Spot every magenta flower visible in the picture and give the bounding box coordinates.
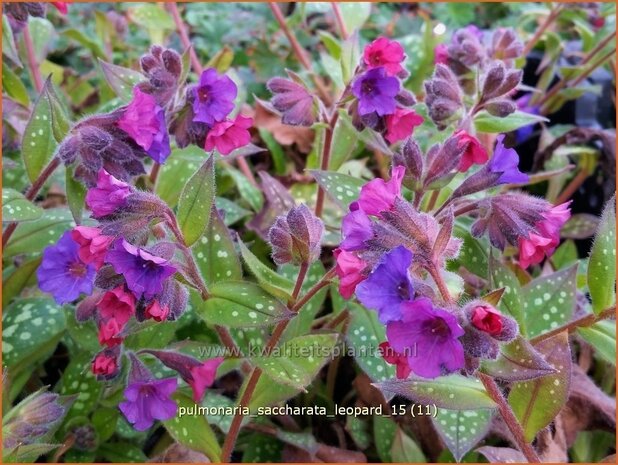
[97,286,136,327]
[119,377,178,431]
[37,232,96,305]
[71,226,114,270]
[379,341,411,379]
[454,130,488,172]
[434,43,449,64]
[117,87,171,163]
[187,358,224,402]
[98,318,124,348]
[352,67,400,116]
[204,114,253,155]
[192,68,237,125]
[356,246,414,324]
[518,201,571,268]
[340,202,373,251]
[85,169,132,218]
[386,298,465,378]
[384,108,423,144]
[334,248,367,299]
[488,134,528,184]
[357,165,405,217]
[106,240,177,299]
[144,300,170,322]
[363,37,406,76]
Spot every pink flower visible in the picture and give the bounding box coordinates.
[357,165,405,217]
[188,358,224,402]
[455,130,488,172]
[334,248,367,299]
[379,341,411,379]
[70,226,113,270]
[518,202,571,268]
[85,169,132,218]
[98,319,123,347]
[117,87,170,163]
[385,108,423,144]
[204,115,253,155]
[470,305,503,336]
[434,43,449,64]
[51,2,68,14]
[92,351,118,377]
[97,286,136,327]
[363,37,406,76]
[144,300,170,322]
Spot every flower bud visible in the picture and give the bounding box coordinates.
[91,347,120,381]
[464,301,519,342]
[138,45,182,106]
[268,204,324,265]
[460,327,500,360]
[144,300,170,322]
[424,64,463,128]
[490,28,524,62]
[481,62,522,102]
[423,135,465,189]
[393,137,423,189]
[448,27,485,67]
[158,279,189,321]
[68,421,98,451]
[485,99,517,117]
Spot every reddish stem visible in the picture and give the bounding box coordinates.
[2,157,61,247]
[521,5,562,57]
[478,373,541,463]
[554,168,589,205]
[167,2,202,74]
[314,111,339,218]
[331,3,349,39]
[530,305,616,344]
[23,24,44,93]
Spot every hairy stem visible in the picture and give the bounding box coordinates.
[314,111,340,218]
[426,190,441,212]
[530,305,616,344]
[149,162,161,185]
[167,2,202,74]
[220,261,311,462]
[23,24,44,93]
[478,373,541,463]
[2,157,61,247]
[427,265,454,306]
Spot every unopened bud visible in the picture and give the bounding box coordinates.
[485,99,517,117]
[393,137,423,189]
[268,204,324,265]
[490,28,524,61]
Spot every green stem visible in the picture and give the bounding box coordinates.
[314,111,340,218]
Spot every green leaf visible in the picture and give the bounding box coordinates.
[215,197,251,226]
[2,188,43,222]
[243,434,283,462]
[198,281,292,328]
[450,222,489,277]
[329,112,359,170]
[3,443,58,463]
[124,320,177,350]
[2,298,66,371]
[4,208,75,258]
[551,239,578,269]
[587,197,616,314]
[98,59,145,101]
[2,14,22,67]
[561,213,599,239]
[21,80,60,182]
[578,321,616,365]
[238,240,295,300]
[227,166,264,211]
[250,333,338,391]
[489,256,525,334]
[481,336,556,382]
[258,128,287,175]
[127,4,174,43]
[390,426,426,462]
[163,392,221,462]
[177,155,216,246]
[522,265,577,338]
[2,257,41,308]
[193,206,242,286]
[337,3,371,33]
[346,303,396,383]
[373,415,397,462]
[65,166,87,223]
[155,146,203,207]
[58,353,102,424]
[346,415,371,449]
[63,28,106,59]
[202,391,236,433]
[98,442,147,463]
[375,375,496,410]
[509,331,571,442]
[473,110,548,133]
[65,312,100,353]
[309,170,364,210]
[340,31,360,85]
[432,409,493,462]
[2,62,29,107]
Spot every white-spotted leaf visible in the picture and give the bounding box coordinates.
[587,197,616,314]
[2,188,43,222]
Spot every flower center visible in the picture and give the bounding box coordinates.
[397,282,410,300]
[424,317,451,341]
[197,86,210,102]
[361,78,376,95]
[68,261,88,278]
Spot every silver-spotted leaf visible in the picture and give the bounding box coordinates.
[587,197,616,314]
[433,408,494,462]
[2,188,43,223]
[310,170,364,210]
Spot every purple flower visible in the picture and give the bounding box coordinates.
[351,67,400,116]
[117,87,171,163]
[85,169,132,218]
[120,354,178,431]
[267,74,316,126]
[37,232,96,305]
[106,240,177,299]
[515,94,540,143]
[355,246,414,324]
[386,298,465,378]
[488,134,528,184]
[340,202,373,251]
[192,68,237,125]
